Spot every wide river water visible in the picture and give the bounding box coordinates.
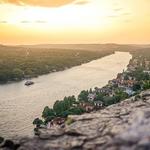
[0,52,132,138]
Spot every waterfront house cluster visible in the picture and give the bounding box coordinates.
[33,54,150,129]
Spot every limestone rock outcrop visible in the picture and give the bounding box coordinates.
[1,90,150,150]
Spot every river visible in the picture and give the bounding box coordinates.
[0,51,132,138]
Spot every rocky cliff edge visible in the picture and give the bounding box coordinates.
[1,90,150,150]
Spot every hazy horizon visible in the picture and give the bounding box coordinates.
[0,42,150,46]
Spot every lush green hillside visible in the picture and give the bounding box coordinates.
[0,45,114,83]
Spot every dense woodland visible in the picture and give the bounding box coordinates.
[0,44,150,84]
[0,45,114,83]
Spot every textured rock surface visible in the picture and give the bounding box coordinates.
[1,90,150,150]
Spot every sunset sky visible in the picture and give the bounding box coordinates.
[0,0,150,45]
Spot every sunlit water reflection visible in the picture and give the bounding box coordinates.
[0,52,132,138]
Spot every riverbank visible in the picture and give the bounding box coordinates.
[33,50,150,130]
[0,52,131,138]
[0,45,114,84]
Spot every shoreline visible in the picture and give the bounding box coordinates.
[1,51,129,86]
[33,51,150,131]
[0,51,115,85]
[33,52,134,129]
[0,51,131,138]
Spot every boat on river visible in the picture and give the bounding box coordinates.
[25,81,34,86]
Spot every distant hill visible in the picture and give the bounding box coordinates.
[17,43,142,52]
[130,44,150,48]
[1,43,149,52]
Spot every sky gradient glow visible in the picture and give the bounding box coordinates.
[0,0,150,45]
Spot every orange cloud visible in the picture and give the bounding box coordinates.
[74,0,89,5]
[0,0,75,7]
